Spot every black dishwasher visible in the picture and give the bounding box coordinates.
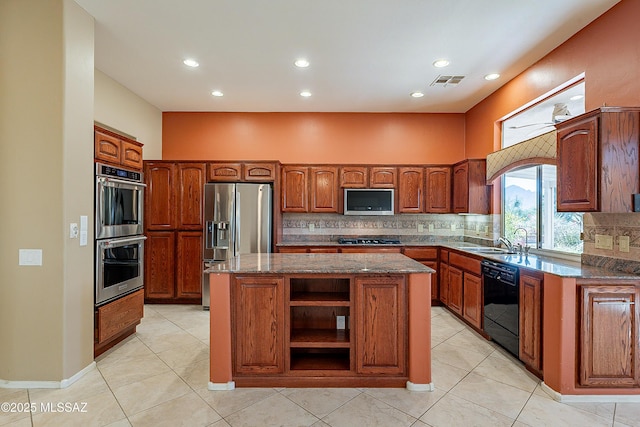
[482,260,519,357]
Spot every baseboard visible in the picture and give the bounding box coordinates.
[541,382,640,403]
[0,362,96,389]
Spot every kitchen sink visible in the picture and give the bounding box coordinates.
[457,246,510,254]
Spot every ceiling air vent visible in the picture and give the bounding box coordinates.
[430,75,465,87]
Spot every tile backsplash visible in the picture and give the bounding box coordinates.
[282,213,498,245]
[582,213,640,274]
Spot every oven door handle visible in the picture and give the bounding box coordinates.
[101,235,147,248]
[99,177,147,188]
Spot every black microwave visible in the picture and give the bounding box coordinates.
[343,189,394,215]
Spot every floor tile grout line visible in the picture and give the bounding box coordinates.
[277,387,363,424]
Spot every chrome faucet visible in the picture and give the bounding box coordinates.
[513,227,530,254]
[498,236,515,253]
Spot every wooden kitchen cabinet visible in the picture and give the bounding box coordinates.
[356,275,406,375]
[370,167,397,188]
[95,126,143,170]
[556,108,640,212]
[234,276,285,374]
[439,262,450,306]
[144,231,176,299]
[207,162,242,181]
[177,163,205,229]
[176,232,203,298]
[281,166,309,212]
[444,250,483,329]
[310,166,339,213]
[462,273,482,329]
[340,166,368,188]
[452,159,490,214]
[448,266,463,315]
[520,271,543,376]
[244,162,276,182]
[403,247,439,302]
[579,284,640,387]
[95,288,144,356]
[398,167,424,213]
[145,162,177,230]
[425,166,452,213]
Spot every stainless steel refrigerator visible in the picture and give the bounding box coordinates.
[202,183,272,309]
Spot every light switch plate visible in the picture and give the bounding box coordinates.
[428,224,434,232]
[595,234,613,250]
[619,235,630,253]
[19,249,42,266]
[417,224,424,232]
[308,223,315,232]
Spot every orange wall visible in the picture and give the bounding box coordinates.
[162,112,465,164]
[466,0,640,158]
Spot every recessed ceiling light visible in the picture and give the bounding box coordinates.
[300,91,312,97]
[211,90,223,97]
[294,58,310,68]
[433,59,449,68]
[183,59,199,68]
[570,95,584,101]
[484,73,500,81]
[410,92,424,98]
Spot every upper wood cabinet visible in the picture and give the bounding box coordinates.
[95,126,143,170]
[177,163,205,229]
[145,162,177,230]
[556,108,640,212]
[452,159,490,214]
[207,162,277,182]
[281,166,309,212]
[208,163,242,181]
[244,162,276,182]
[425,166,452,213]
[370,167,397,188]
[340,166,368,188]
[579,283,640,387]
[398,167,424,213]
[310,166,339,213]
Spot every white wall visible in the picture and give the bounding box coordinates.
[94,69,163,159]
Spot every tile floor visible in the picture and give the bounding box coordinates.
[2,304,639,427]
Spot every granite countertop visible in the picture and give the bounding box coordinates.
[275,241,640,280]
[204,253,435,274]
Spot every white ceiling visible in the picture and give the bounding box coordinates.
[75,0,620,113]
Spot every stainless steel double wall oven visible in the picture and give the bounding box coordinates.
[95,163,146,306]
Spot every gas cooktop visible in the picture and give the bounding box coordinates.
[337,238,401,245]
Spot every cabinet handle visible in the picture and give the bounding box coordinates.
[595,300,634,305]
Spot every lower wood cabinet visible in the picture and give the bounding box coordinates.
[439,262,450,306]
[234,276,284,374]
[356,276,406,375]
[462,272,482,329]
[402,247,439,302]
[579,284,640,387]
[145,231,202,302]
[448,266,463,315]
[520,271,543,375]
[440,250,483,330]
[95,289,144,356]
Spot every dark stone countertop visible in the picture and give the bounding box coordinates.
[204,253,434,274]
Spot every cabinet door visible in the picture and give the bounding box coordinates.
[176,232,203,299]
[340,166,368,188]
[145,162,177,230]
[556,114,599,212]
[424,261,438,301]
[177,163,205,229]
[356,276,406,375]
[207,162,242,182]
[244,163,276,182]
[425,166,451,213]
[95,130,121,165]
[452,162,469,213]
[234,276,284,374]
[462,273,482,329]
[282,166,309,212]
[439,262,449,305]
[520,274,542,372]
[448,266,463,315]
[398,167,424,213]
[121,140,143,170]
[580,285,640,387]
[370,167,397,188]
[310,166,339,213]
[144,232,175,299]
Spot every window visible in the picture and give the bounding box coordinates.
[501,80,585,255]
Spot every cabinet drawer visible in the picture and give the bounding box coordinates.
[340,247,402,253]
[449,252,481,275]
[96,289,144,344]
[403,247,437,260]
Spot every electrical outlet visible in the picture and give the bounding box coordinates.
[336,316,346,330]
[417,224,424,232]
[484,226,489,235]
[619,235,630,253]
[308,223,315,232]
[595,234,613,250]
[69,223,79,238]
[428,224,434,232]
[451,223,456,231]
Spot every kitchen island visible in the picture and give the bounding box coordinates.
[205,253,434,390]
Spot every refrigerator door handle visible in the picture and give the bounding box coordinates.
[235,190,241,255]
[205,221,215,249]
